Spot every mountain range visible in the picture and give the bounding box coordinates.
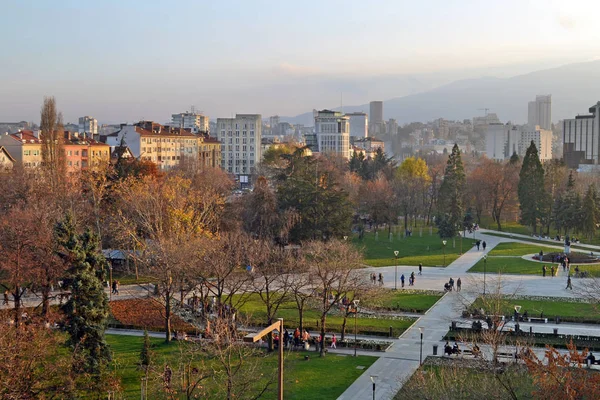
[282,60,600,126]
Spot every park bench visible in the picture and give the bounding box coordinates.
[527,317,548,323]
[497,351,514,360]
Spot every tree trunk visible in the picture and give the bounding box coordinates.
[41,284,51,318]
[298,304,304,333]
[13,286,21,327]
[165,290,172,342]
[340,312,348,341]
[319,315,327,357]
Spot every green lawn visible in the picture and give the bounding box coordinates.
[107,334,376,400]
[469,242,600,276]
[470,296,600,323]
[361,290,444,313]
[354,229,468,267]
[482,231,593,253]
[237,293,416,337]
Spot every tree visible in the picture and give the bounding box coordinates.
[509,151,520,164]
[139,330,152,373]
[0,207,39,326]
[277,155,353,242]
[581,184,598,240]
[40,96,66,187]
[304,239,364,356]
[358,176,396,234]
[518,141,546,233]
[395,156,431,230]
[437,144,466,229]
[55,213,111,375]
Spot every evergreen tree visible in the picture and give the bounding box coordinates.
[509,151,520,164]
[55,213,111,374]
[349,151,364,173]
[557,172,581,235]
[581,184,597,240]
[437,144,466,229]
[139,330,152,372]
[518,141,546,233]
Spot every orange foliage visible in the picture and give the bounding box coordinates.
[110,299,194,332]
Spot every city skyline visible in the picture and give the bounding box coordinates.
[2,0,600,123]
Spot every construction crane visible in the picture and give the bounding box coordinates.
[477,108,490,116]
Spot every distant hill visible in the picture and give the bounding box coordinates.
[283,60,600,126]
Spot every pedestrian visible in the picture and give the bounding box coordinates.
[315,334,321,352]
[449,277,454,290]
[457,278,462,292]
[476,240,480,251]
[542,265,546,277]
[418,263,423,275]
[562,262,566,272]
[372,273,377,284]
[566,275,573,290]
[400,274,405,288]
[112,280,117,294]
[378,273,383,286]
[550,265,555,277]
[482,241,487,251]
[3,290,8,305]
[330,333,337,349]
[115,280,120,295]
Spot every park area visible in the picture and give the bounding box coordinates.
[468,242,600,276]
[354,228,470,267]
[107,334,376,400]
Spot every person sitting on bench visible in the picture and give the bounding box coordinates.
[444,341,453,355]
[452,342,461,355]
[587,352,596,365]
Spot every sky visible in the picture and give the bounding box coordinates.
[1,0,600,124]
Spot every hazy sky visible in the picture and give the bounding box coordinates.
[2,0,600,124]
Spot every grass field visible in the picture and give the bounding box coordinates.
[469,242,600,276]
[237,293,416,337]
[361,290,444,313]
[107,334,376,400]
[470,296,600,323]
[354,229,470,267]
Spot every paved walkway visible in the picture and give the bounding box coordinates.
[338,231,600,400]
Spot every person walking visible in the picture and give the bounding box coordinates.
[330,333,337,349]
[550,265,555,277]
[457,278,462,292]
[3,290,8,305]
[566,275,573,290]
[378,273,384,286]
[400,274,405,288]
[449,277,455,290]
[482,241,487,251]
[542,265,546,277]
[418,263,423,275]
[476,240,480,251]
[112,280,117,295]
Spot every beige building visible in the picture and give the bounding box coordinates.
[171,111,210,133]
[105,121,221,170]
[520,125,553,161]
[0,130,43,168]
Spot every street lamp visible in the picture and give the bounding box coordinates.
[483,254,487,295]
[343,235,348,241]
[393,250,399,290]
[419,326,424,365]
[370,375,377,400]
[442,240,447,267]
[353,299,360,357]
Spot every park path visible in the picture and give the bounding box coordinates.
[338,230,600,400]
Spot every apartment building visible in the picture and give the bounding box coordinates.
[346,112,368,139]
[78,116,99,135]
[105,121,220,170]
[0,130,43,167]
[563,102,600,169]
[171,111,209,133]
[314,110,350,159]
[527,95,552,131]
[63,132,111,172]
[216,114,262,177]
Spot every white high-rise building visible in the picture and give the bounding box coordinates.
[369,101,384,135]
[563,101,600,168]
[314,110,350,159]
[527,95,552,130]
[78,116,98,135]
[485,123,552,161]
[171,112,209,133]
[485,123,520,161]
[520,125,553,161]
[346,112,368,139]
[216,114,261,178]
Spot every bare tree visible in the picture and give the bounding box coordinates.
[304,239,364,356]
[40,96,66,187]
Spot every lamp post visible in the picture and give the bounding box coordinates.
[393,250,399,290]
[370,375,377,400]
[483,254,487,295]
[353,299,360,357]
[419,326,424,365]
[442,240,447,267]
